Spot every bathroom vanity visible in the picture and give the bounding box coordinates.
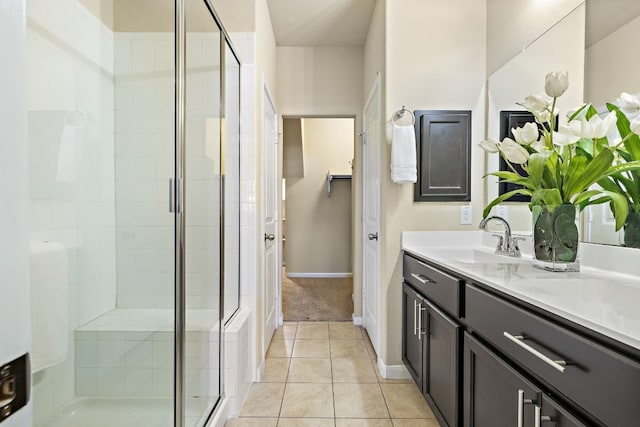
[401,231,640,427]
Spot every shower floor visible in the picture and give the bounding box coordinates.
[40,397,211,427]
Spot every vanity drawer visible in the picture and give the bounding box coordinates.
[465,284,640,427]
[403,254,462,317]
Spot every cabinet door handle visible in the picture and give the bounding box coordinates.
[504,332,567,373]
[413,300,418,336]
[517,389,533,427]
[534,405,552,427]
[410,273,433,284]
[417,302,426,340]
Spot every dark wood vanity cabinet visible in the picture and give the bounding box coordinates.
[463,332,540,427]
[402,282,461,427]
[402,255,462,427]
[401,252,640,427]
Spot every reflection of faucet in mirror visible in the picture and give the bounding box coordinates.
[479,216,521,257]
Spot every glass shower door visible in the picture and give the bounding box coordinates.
[28,1,177,426]
[183,1,223,425]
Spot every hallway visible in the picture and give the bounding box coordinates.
[226,322,438,427]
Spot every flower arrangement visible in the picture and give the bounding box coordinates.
[480,71,640,267]
[480,71,640,231]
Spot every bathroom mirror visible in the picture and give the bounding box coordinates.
[485,0,640,247]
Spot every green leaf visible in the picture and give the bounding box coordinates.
[568,104,589,121]
[607,103,640,161]
[561,154,588,198]
[603,190,629,230]
[564,149,613,198]
[572,189,605,206]
[528,151,553,189]
[530,188,563,207]
[483,189,533,218]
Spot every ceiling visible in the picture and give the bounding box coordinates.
[266,0,376,46]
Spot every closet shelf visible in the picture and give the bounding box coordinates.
[326,170,352,197]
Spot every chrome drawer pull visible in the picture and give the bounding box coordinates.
[410,273,433,284]
[534,405,552,427]
[517,389,533,427]
[504,332,567,373]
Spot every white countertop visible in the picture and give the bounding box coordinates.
[402,231,640,352]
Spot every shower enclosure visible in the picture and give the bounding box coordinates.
[27,1,240,426]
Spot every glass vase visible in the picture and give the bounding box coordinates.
[532,203,580,272]
[623,204,640,249]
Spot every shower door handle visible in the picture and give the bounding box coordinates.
[169,178,182,213]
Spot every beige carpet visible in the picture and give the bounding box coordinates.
[282,270,353,321]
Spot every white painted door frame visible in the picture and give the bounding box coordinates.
[262,79,281,358]
[362,73,382,356]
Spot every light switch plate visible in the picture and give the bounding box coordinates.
[495,205,508,220]
[460,205,472,225]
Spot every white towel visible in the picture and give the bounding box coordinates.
[391,124,417,183]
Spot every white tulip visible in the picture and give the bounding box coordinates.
[575,112,617,139]
[553,123,580,146]
[500,138,529,164]
[545,71,569,98]
[518,94,552,112]
[511,122,539,145]
[479,138,500,153]
[617,92,640,114]
[631,115,640,135]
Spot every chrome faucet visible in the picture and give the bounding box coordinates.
[479,216,521,257]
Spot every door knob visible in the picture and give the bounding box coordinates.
[368,232,378,241]
[264,233,275,241]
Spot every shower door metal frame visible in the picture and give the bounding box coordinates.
[174,1,242,426]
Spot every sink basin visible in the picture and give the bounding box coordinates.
[435,249,523,264]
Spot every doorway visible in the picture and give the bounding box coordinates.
[281,117,356,321]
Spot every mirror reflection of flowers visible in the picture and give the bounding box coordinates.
[480,71,640,232]
[601,91,640,247]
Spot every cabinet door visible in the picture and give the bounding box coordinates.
[464,332,539,427]
[402,283,424,387]
[425,300,461,427]
[537,395,586,427]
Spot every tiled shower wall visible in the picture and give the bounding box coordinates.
[27,0,116,424]
[113,31,175,309]
[114,32,222,311]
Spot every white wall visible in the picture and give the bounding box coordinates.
[586,14,640,107]
[487,0,584,74]
[380,0,487,367]
[284,118,354,275]
[277,46,364,117]
[0,1,32,425]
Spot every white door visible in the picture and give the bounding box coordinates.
[263,83,279,354]
[362,75,382,355]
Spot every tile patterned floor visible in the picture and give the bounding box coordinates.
[225,322,440,427]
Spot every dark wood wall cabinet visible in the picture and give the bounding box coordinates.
[414,110,471,202]
[402,252,640,427]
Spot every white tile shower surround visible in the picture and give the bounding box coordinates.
[74,308,219,399]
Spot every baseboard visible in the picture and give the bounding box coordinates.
[286,272,353,278]
[352,314,363,326]
[377,357,411,380]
